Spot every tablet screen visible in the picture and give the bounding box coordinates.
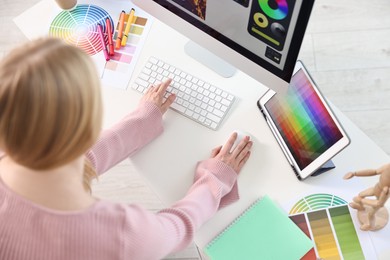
[264,69,344,170]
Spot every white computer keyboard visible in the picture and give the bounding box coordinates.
[133,57,236,130]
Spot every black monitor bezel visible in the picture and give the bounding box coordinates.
[151,0,314,83]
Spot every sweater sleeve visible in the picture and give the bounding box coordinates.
[123,158,240,259]
[85,101,163,175]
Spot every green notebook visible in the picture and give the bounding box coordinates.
[204,196,313,260]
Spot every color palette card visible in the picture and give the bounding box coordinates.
[287,193,377,260]
[204,196,313,260]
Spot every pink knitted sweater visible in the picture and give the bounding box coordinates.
[0,101,239,260]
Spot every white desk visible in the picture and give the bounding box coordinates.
[102,20,390,259]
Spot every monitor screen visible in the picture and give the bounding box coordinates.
[134,0,314,90]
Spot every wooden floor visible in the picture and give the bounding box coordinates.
[2,0,390,259]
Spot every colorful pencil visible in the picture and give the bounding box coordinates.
[121,8,135,46]
[105,18,114,56]
[97,24,110,61]
[115,10,126,50]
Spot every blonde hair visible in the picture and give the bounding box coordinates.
[0,37,102,191]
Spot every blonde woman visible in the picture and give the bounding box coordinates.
[0,37,252,259]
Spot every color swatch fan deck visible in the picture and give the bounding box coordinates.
[288,193,374,260]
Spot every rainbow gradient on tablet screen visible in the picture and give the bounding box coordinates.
[265,69,343,169]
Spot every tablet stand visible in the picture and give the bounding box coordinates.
[311,160,335,177]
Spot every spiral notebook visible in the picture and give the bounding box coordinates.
[204,196,313,260]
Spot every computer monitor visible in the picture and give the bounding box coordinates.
[133,0,314,92]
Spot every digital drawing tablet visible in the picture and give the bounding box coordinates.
[257,61,350,180]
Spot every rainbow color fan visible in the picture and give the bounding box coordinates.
[289,193,347,214]
[49,4,114,55]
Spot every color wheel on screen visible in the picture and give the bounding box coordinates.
[289,193,367,260]
[49,4,114,56]
[259,0,288,20]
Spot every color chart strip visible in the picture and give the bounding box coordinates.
[329,206,365,259]
[290,205,364,260]
[289,214,317,260]
[307,210,340,259]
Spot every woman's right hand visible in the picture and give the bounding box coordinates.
[210,132,252,173]
[140,78,176,115]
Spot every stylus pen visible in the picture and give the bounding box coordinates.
[97,24,110,61]
[121,8,135,46]
[115,10,126,50]
[105,18,114,56]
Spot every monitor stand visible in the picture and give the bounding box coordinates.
[184,41,236,78]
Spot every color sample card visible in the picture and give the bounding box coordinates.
[289,214,317,260]
[265,69,344,170]
[288,193,376,260]
[105,13,149,77]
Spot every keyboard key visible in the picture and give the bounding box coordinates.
[207,113,221,123]
[139,73,149,81]
[135,78,148,88]
[150,57,158,64]
[171,102,186,113]
[221,98,231,106]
